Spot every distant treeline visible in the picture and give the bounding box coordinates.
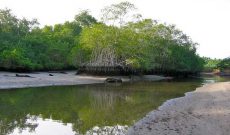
[0,2,211,75]
[203,57,230,72]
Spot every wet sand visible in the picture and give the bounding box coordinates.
[0,71,168,89]
[128,81,230,135]
[0,71,115,89]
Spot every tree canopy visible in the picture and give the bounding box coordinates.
[218,57,230,70]
[0,2,205,75]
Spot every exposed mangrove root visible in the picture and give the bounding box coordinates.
[48,71,68,74]
[78,66,198,77]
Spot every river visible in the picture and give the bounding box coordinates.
[0,75,229,135]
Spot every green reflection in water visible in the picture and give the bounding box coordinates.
[0,77,227,134]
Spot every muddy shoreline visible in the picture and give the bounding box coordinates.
[0,71,169,89]
[128,81,230,135]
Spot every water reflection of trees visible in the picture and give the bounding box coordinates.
[0,115,38,135]
[0,81,201,134]
[90,89,124,110]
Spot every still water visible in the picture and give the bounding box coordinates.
[0,75,229,135]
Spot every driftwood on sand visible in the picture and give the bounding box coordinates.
[15,74,32,77]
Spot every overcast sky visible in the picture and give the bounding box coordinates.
[0,0,229,59]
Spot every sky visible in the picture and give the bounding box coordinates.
[0,0,229,59]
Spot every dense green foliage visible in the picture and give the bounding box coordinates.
[73,19,204,73]
[0,9,87,70]
[218,57,230,70]
[203,57,221,72]
[0,2,204,73]
[202,57,230,72]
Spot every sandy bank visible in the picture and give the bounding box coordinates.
[128,81,230,135]
[0,71,168,89]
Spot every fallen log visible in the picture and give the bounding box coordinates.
[104,78,122,83]
[15,74,32,77]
